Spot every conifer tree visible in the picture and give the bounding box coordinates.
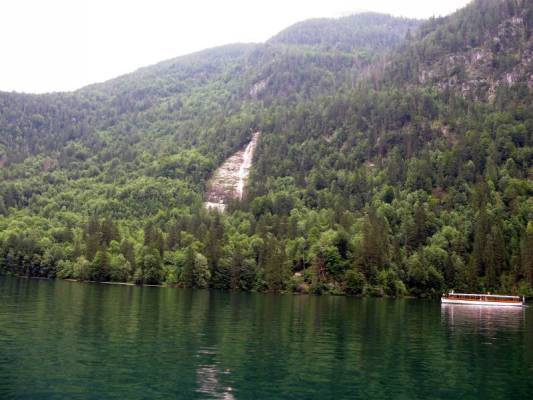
[360,207,389,282]
[101,218,120,246]
[86,215,101,261]
[521,222,533,286]
[183,246,196,287]
[92,250,110,282]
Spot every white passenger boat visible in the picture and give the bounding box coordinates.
[441,291,525,307]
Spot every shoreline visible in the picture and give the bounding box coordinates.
[64,278,161,287]
[1,273,423,298]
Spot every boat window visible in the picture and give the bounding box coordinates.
[445,293,520,302]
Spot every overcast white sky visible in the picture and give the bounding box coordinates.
[0,0,470,93]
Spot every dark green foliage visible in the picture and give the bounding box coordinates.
[139,248,163,285]
[92,250,110,282]
[521,222,533,286]
[345,269,366,295]
[360,208,390,283]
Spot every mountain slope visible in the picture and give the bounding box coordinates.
[382,0,533,98]
[269,13,420,55]
[0,2,532,297]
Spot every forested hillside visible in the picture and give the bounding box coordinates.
[1,0,532,297]
[269,13,420,54]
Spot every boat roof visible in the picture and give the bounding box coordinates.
[447,292,521,299]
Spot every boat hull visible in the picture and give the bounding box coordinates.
[441,298,524,307]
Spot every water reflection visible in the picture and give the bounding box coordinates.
[3,277,533,399]
[441,303,525,333]
[196,365,234,399]
[196,347,235,399]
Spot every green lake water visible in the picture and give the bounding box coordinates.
[1,276,532,399]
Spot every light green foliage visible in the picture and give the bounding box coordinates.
[193,253,210,289]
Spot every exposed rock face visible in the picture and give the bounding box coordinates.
[249,79,268,98]
[416,11,533,100]
[204,132,261,211]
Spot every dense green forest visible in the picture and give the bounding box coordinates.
[1,0,532,297]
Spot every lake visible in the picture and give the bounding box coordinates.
[1,276,532,399]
